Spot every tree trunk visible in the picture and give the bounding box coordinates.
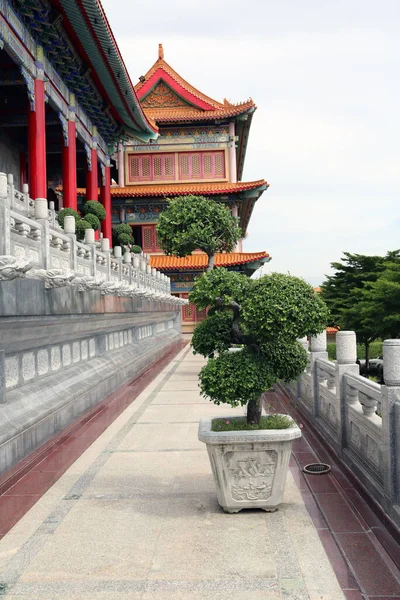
[207,253,215,271]
[365,342,370,373]
[247,397,262,425]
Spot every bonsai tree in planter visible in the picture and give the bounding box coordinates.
[191,269,329,512]
[156,195,241,271]
[191,269,329,425]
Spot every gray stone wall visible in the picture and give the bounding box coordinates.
[0,278,182,476]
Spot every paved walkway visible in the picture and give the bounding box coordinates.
[0,346,355,599]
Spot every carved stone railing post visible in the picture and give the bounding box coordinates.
[310,331,328,417]
[22,183,30,213]
[0,172,11,255]
[64,215,77,271]
[35,198,50,268]
[7,174,15,210]
[101,238,110,280]
[113,246,122,281]
[335,331,359,449]
[381,340,400,506]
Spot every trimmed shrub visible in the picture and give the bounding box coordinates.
[82,213,100,231]
[57,208,80,228]
[83,200,106,221]
[75,219,92,241]
[130,245,142,254]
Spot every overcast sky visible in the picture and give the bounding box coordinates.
[103,0,400,285]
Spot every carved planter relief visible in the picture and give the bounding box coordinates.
[199,417,301,513]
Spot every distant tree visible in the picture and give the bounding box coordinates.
[320,251,400,367]
[156,195,241,271]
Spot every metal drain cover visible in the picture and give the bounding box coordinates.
[303,463,331,475]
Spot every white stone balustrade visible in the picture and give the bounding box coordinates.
[0,172,184,304]
[285,329,400,528]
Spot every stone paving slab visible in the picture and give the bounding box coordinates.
[0,344,345,599]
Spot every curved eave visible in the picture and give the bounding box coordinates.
[55,0,158,140]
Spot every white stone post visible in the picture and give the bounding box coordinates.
[101,238,110,253]
[0,172,11,255]
[84,228,95,245]
[35,198,50,268]
[335,331,359,450]
[114,246,122,281]
[381,340,400,505]
[310,331,328,417]
[7,174,15,209]
[22,183,30,213]
[64,216,77,271]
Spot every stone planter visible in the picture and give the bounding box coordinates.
[198,417,301,513]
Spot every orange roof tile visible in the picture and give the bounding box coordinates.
[149,251,269,271]
[326,326,339,334]
[111,180,267,198]
[76,180,268,198]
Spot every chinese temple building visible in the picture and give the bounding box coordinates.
[0,0,157,243]
[104,44,270,332]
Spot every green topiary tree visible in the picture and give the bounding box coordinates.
[112,223,135,249]
[191,271,329,425]
[130,245,142,254]
[75,219,92,241]
[57,208,80,228]
[156,195,241,271]
[83,200,106,221]
[82,213,100,231]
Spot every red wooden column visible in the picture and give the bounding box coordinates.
[86,146,98,201]
[100,162,112,242]
[62,100,77,209]
[28,55,47,200]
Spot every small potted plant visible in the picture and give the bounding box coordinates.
[190,269,328,512]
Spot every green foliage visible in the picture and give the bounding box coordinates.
[156,195,241,269]
[199,349,275,407]
[118,232,133,246]
[327,341,383,361]
[241,273,329,342]
[320,251,400,364]
[189,268,251,311]
[83,200,106,221]
[260,340,308,382]
[82,213,100,231]
[57,208,80,228]
[212,415,294,431]
[192,311,234,356]
[130,245,142,254]
[75,219,91,241]
[112,224,134,248]
[191,270,328,425]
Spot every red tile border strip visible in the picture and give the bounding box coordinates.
[268,386,400,596]
[0,339,187,534]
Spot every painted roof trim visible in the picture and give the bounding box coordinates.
[75,179,269,197]
[54,0,158,141]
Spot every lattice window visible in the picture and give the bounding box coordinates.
[203,153,213,178]
[196,307,207,322]
[178,151,225,180]
[129,156,140,180]
[128,153,175,182]
[154,227,162,252]
[192,154,201,177]
[142,225,154,253]
[214,152,225,177]
[153,156,162,179]
[164,155,175,180]
[182,302,196,322]
[179,154,190,178]
[142,156,151,180]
